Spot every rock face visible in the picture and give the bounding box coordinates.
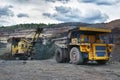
[105,19,120,29]
[111,37,120,62]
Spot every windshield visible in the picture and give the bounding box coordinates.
[78,34,113,43]
[70,31,113,44]
[100,34,113,44]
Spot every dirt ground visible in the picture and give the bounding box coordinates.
[0,59,120,80]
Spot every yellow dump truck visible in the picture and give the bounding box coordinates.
[9,28,43,59]
[55,27,113,64]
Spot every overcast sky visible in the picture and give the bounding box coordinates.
[0,0,120,26]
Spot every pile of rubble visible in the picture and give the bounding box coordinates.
[32,40,55,60]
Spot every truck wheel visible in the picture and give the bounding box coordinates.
[97,60,107,65]
[70,47,84,65]
[55,48,64,63]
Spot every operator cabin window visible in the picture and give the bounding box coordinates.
[100,34,113,44]
[71,31,79,43]
[95,34,100,43]
[78,34,88,43]
[100,34,108,43]
[88,35,95,43]
[70,31,89,43]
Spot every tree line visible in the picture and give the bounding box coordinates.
[0,23,56,33]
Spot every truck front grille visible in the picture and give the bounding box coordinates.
[96,46,106,50]
[96,52,106,57]
[95,46,106,57]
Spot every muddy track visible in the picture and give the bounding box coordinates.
[0,59,120,80]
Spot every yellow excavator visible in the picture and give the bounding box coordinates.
[10,28,43,59]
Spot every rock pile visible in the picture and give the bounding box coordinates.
[32,40,55,60]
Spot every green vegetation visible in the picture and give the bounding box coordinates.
[0,23,56,33]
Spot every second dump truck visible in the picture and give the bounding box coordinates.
[55,27,113,64]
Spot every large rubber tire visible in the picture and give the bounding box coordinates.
[55,48,64,63]
[70,47,84,65]
[96,60,107,65]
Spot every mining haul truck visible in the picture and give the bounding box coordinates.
[54,27,113,64]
